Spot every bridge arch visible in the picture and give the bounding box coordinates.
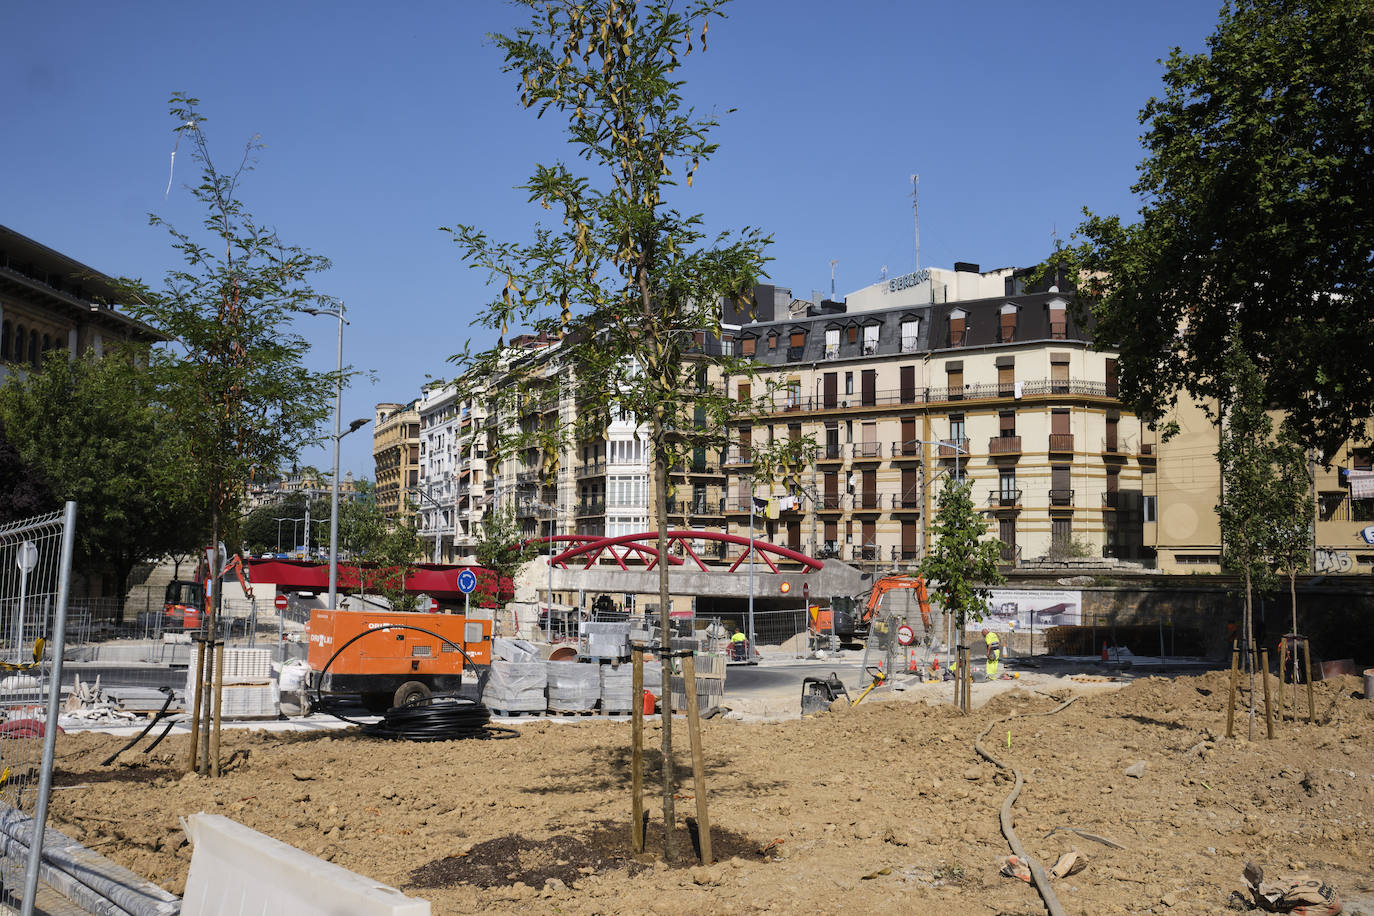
[523,530,824,574]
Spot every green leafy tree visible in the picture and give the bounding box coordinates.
[1040,0,1374,453]
[0,428,54,525]
[355,521,423,612]
[0,350,207,601]
[447,0,805,860]
[473,506,537,609]
[1215,336,1312,737]
[918,479,1005,633]
[240,493,331,555]
[124,94,336,773]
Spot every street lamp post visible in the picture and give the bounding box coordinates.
[410,486,447,564]
[302,304,369,611]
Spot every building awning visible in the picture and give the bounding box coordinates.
[244,560,512,601]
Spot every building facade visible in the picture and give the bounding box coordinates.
[416,382,489,562]
[0,224,163,373]
[373,400,420,523]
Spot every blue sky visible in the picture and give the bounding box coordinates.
[2,0,1220,480]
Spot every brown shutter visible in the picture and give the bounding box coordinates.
[824,472,838,500]
[902,467,918,505]
[847,326,858,344]
[861,520,876,551]
[900,416,916,451]
[900,365,916,402]
[824,519,838,541]
[1051,409,1070,435]
[902,520,917,553]
[737,382,751,402]
[1051,354,1069,392]
[741,337,755,356]
[863,469,877,501]
[824,372,838,408]
[1049,306,1066,339]
[1052,466,1071,490]
[947,363,964,398]
[1105,358,1119,397]
[790,330,805,348]
[861,369,876,405]
[738,425,751,460]
[1000,411,1016,435]
[1106,467,1119,493]
[1000,310,1016,342]
[998,364,1014,394]
[1105,415,1119,451]
[787,519,801,550]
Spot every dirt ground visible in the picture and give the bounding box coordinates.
[46,670,1374,915]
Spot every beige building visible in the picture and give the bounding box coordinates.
[373,400,420,523]
[0,223,163,372]
[1150,392,1374,575]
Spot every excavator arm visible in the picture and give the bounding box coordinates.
[862,575,932,630]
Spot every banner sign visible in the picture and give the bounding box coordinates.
[965,589,1083,633]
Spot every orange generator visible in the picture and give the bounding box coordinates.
[306,609,492,712]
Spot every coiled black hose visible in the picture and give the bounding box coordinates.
[362,696,517,741]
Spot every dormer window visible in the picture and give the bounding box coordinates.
[862,323,879,355]
[1048,298,1067,339]
[999,303,1018,343]
[949,309,967,347]
[824,327,840,359]
[900,318,920,352]
[740,336,756,356]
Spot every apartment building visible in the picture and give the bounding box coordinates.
[463,262,1152,574]
[373,400,420,523]
[416,382,489,562]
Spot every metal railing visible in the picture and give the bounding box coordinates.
[750,377,1117,414]
[1049,488,1075,507]
[989,489,1023,508]
[852,442,883,459]
[988,436,1022,455]
[1048,434,1075,452]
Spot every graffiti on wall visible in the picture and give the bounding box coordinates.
[1315,549,1354,574]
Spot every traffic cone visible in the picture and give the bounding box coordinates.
[1101,645,1109,662]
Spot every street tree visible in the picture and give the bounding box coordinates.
[473,506,537,610]
[1268,432,1312,692]
[918,478,1005,633]
[0,350,206,600]
[0,427,54,525]
[447,0,806,860]
[124,94,336,774]
[1041,0,1374,453]
[1215,336,1313,737]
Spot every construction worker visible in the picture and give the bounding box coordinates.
[730,628,748,661]
[982,628,1002,681]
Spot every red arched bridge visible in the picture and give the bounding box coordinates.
[523,531,824,574]
[519,531,860,601]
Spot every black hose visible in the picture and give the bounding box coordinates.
[313,623,514,742]
[100,687,175,766]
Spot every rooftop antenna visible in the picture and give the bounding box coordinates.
[830,259,839,298]
[910,173,920,271]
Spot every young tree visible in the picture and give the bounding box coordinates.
[1262,424,1312,703]
[355,521,424,612]
[473,506,537,610]
[447,0,802,860]
[1042,0,1374,454]
[125,95,336,774]
[918,479,1006,633]
[0,350,206,601]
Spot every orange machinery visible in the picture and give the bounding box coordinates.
[306,609,492,712]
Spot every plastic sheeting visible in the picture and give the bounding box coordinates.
[546,661,600,711]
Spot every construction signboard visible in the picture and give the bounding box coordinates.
[970,589,1083,633]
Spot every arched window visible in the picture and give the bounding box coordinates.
[1,321,10,360]
[14,325,24,361]
[28,330,39,367]
[42,334,51,353]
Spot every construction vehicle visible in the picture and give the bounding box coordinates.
[801,665,887,716]
[162,553,255,630]
[305,609,492,713]
[829,574,933,643]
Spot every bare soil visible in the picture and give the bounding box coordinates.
[46,671,1374,914]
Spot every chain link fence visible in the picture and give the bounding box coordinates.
[0,503,76,915]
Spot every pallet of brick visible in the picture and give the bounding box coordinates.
[185,652,279,719]
[581,621,631,659]
[492,637,540,663]
[545,660,600,712]
[482,659,547,713]
[693,652,726,680]
[599,664,635,713]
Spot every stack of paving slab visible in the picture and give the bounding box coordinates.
[545,660,600,712]
[599,663,634,713]
[581,621,631,659]
[482,638,548,714]
[669,650,726,713]
[185,647,278,719]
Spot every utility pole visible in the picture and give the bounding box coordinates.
[911,173,920,271]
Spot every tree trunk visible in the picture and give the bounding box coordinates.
[651,423,676,862]
[1244,568,1254,740]
[201,512,219,774]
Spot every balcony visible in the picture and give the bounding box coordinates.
[575,460,606,479]
[988,436,1022,456]
[852,442,883,461]
[989,489,1022,509]
[817,443,844,462]
[666,497,725,516]
[1048,434,1074,453]
[892,441,922,459]
[1103,491,1121,509]
[1139,442,1156,459]
[723,446,754,467]
[818,494,843,511]
[1101,437,1120,456]
[894,494,922,511]
[939,438,970,459]
[1049,488,1074,507]
[853,493,884,511]
[576,500,605,516]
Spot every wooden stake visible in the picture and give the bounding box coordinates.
[1303,639,1316,724]
[630,645,645,853]
[1260,647,1273,739]
[1226,640,1239,739]
[211,639,225,777]
[681,653,712,865]
[187,638,205,774]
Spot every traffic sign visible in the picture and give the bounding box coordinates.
[273,594,288,611]
[428,597,439,613]
[896,624,915,646]
[456,568,478,594]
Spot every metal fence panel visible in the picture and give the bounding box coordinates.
[0,502,76,915]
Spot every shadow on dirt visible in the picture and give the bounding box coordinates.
[406,818,774,890]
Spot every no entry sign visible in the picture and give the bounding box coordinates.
[896,624,915,646]
[274,594,288,611]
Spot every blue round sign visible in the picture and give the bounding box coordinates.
[456,569,478,594]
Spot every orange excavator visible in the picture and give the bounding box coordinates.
[825,574,933,643]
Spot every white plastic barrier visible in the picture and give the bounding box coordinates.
[182,813,429,916]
